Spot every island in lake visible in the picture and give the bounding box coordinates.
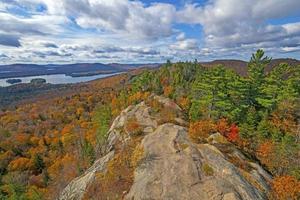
[6,79,22,84]
[30,78,46,84]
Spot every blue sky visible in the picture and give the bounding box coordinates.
[0,0,300,64]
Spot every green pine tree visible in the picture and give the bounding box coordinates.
[33,154,45,174]
[247,49,271,109]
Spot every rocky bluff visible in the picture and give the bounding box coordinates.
[59,95,271,200]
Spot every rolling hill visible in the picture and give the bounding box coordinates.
[0,63,161,79]
[201,58,300,76]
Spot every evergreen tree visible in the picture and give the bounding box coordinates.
[246,49,271,109]
[131,71,155,92]
[192,66,240,120]
[189,100,202,121]
[283,65,300,100]
[257,113,271,138]
[257,63,291,110]
[94,104,111,156]
[166,59,172,67]
[43,170,50,186]
[239,107,259,139]
[33,154,45,174]
[82,139,96,165]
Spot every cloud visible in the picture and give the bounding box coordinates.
[176,33,186,41]
[66,1,176,40]
[0,0,300,64]
[171,33,199,50]
[177,0,300,50]
[93,46,124,54]
[0,53,8,59]
[0,34,21,47]
[8,0,177,40]
[0,12,67,36]
[281,46,300,53]
[129,48,160,55]
[43,42,59,48]
[32,50,73,58]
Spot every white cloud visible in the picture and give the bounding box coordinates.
[176,33,186,41]
[171,33,199,50]
[177,0,300,50]
[0,0,300,64]
[65,1,176,39]
[0,12,68,37]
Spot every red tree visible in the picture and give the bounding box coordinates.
[227,124,239,142]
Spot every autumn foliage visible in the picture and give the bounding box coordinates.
[125,118,143,136]
[163,86,173,97]
[189,120,216,142]
[8,157,33,171]
[128,91,150,105]
[256,141,276,171]
[0,73,130,198]
[270,176,300,200]
[83,138,143,200]
[178,97,190,111]
[227,124,239,142]
[216,118,230,135]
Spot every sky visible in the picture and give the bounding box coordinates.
[0,0,300,64]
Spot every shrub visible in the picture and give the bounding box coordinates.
[125,117,143,136]
[163,86,173,97]
[189,120,216,143]
[227,124,239,142]
[0,150,14,170]
[8,157,33,171]
[28,174,44,188]
[147,98,163,113]
[270,176,300,200]
[157,107,177,125]
[130,145,144,168]
[128,92,150,105]
[256,141,275,170]
[216,118,230,135]
[25,185,45,200]
[82,138,142,200]
[178,97,190,111]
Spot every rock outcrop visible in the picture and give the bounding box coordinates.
[59,151,114,200]
[59,95,272,200]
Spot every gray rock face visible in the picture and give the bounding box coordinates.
[59,95,271,200]
[59,151,114,200]
[59,99,159,200]
[125,124,270,200]
[107,102,158,146]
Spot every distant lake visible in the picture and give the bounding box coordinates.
[0,73,121,87]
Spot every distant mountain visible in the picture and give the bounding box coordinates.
[1,59,298,79]
[107,63,161,70]
[0,63,161,79]
[201,58,300,76]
